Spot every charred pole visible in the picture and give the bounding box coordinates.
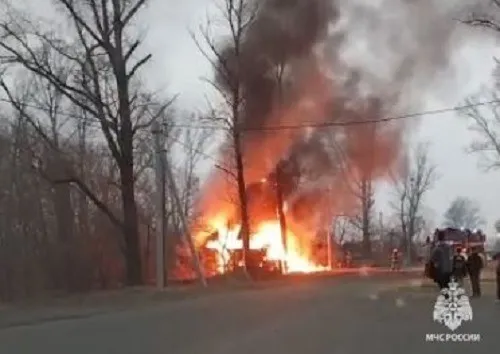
[274,161,288,273]
[273,58,289,273]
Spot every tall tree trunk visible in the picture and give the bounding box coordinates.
[78,123,90,240]
[46,151,75,290]
[407,218,415,263]
[113,29,143,285]
[53,182,75,289]
[233,130,251,270]
[119,161,142,286]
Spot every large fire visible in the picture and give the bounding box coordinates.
[199,217,329,275]
[191,0,436,279]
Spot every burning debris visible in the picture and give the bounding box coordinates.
[204,220,327,274]
[193,0,469,276]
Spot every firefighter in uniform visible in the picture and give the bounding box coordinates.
[452,246,467,286]
[466,247,484,297]
[493,252,500,303]
[345,251,352,268]
[390,248,400,271]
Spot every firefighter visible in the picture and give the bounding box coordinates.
[494,252,500,303]
[452,246,467,286]
[466,247,484,297]
[497,255,500,303]
[390,248,400,271]
[430,231,453,289]
[345,251,352,268]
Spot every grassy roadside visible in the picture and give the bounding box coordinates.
[0,269,410,329]
[0,268,389,309]
[0,271,360,328]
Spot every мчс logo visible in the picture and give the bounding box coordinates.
[432,279,473,331]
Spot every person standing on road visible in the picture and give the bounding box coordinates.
[452,246,467,287]
[431,231,454,289]
[390,248,400,271]
[493,252,500,303]
[466,247,483,297]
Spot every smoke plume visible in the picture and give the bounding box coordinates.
[195,0,471,241]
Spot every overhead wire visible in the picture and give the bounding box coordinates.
[165,99,500,169]
[170,133,221,164]
[1,96,499,132]
[3,95,499,170]
[167,99,500,132]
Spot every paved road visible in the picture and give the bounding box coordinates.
[0,273,497,354]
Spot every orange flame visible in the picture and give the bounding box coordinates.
[200,217,328,274]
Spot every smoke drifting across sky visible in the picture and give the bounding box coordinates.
[195,0,479,234]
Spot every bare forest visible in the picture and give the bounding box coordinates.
[0,0,207,300]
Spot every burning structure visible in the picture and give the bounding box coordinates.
[191,0,467,276]
[199,159,330,275]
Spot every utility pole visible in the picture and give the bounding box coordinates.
[163,152,207,287]
[152,121,165,289]
[327,219,333,269]
[327,188,334,270]
[407,177,415,266]
[274,65,288,274]
[406,232,412,266]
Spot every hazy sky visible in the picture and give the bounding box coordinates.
[17,0,500,237]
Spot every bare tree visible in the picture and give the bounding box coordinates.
[463,1,500,36]
[333,122,379,258]
[192,0,259,269]
[0,0,175,285]
[494,218,500,233]
[459,93,500,170]
[390,143,437,261]
[324,141,375,257]
[163,114,213,279]
[459,3,500,170]
[172,119,212,220]
[443,197,485,229]
[333,216,351,245]
[348,176,375,256]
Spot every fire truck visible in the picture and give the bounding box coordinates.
[429,227,486,251]
[424,227,486,278]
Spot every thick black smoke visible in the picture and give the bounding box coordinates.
[215,0,339,130]
[197,0,474,239]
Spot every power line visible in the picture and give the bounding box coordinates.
[168,99,500,132]
[170,134,221,163]
[2,96,499,132]
[169,134,236,176]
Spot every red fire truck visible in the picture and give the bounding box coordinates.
[424,227,486,278]
[429,227,486,252]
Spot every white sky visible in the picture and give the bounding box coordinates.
[15,0,500,237]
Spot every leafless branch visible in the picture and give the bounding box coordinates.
[390,142,437,248]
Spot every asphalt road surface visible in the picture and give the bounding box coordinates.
[0,273,498,354]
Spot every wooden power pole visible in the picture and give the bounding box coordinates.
[152,121,165,289]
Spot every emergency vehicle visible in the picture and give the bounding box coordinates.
[429,227,486,252]
[424,227,486,278]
